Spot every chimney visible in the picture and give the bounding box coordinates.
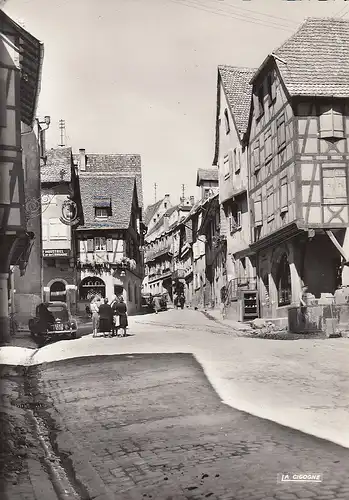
[79,148,86,171]
[165,194,170,199]
[180,197,185,205]
[164,214,169,231]
[190,196,195,206]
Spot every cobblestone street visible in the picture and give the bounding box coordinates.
[31,352,349,500]
[2,309,349,499]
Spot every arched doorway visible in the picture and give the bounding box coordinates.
[277,254,291,306]
[79,277,106,301]
[50,281,66,302]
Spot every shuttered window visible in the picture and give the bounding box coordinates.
[264,128,272,163]
[224,154,230,177]
[106,238,113,252]
[234,149,241,173]
[322,168,347,204]
[254,197,263,226]
[319,104,344,139]
[49,218,69,240]
[280,176,288,213]
[267,186,274,220]
[277,114,286,150]
[95,237,106,251]
[87,238,94,252]
[252,140,260,172]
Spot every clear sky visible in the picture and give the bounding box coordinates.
[4,0,347,208]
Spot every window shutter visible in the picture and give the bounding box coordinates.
[49,218,69,240]
[277,115,286,148]
[254,198,262,226]
[235,150,241,172]
[280,177,288,212]
[0,69,7,128]
[87,238,94,252]
[106,238,113,252]
[267,187,274,219]
[322,168,347,204]
[253,141,260,172]
[237,210,242,228]
[264,129,272,161]
[227,151,233,175]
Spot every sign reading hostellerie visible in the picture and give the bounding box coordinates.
[43,249,71,257]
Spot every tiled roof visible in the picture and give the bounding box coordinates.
[146,205,181,239]
[196,168,218,185]
[273,18,349,97]
[73,153,143,206]
[41,147,72,183]
[78,175,136,230]
[144,199,164,226]
[218,66,256,134]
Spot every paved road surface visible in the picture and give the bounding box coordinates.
[29,352,349,500]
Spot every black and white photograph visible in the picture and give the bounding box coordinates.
[1,0,349,498]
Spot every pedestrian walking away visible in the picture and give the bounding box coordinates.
[179,293,185,310]
[90,296,100,338]
[98,298,113,337]
[153,295,161,314]
[114,296,128,337]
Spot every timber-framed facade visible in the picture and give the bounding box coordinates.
[247,18,349,321]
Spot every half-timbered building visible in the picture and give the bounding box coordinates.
[213,65,258,321]
[0,12,42,340]
[248,17,349,320]
[75,150,144,315]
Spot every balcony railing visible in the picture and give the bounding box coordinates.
[148,267,172,283]
[145,245,173,263]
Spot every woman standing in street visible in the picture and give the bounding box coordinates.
[90,296,100,338]
[98,298,113,337]
[114,296,128,337]
[110,295,119,337]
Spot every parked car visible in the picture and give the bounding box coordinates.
[28,302,79,342]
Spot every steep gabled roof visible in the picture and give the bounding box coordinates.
[213,66,255,165]
[41,147,72,183]
[78,175,136,230]
[144,199,164,226]
[196,168,218,186]
[74,153,143,206]
[218,66,256,134]
[252,18,349,98]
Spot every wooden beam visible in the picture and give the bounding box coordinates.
[325,230,349,263]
